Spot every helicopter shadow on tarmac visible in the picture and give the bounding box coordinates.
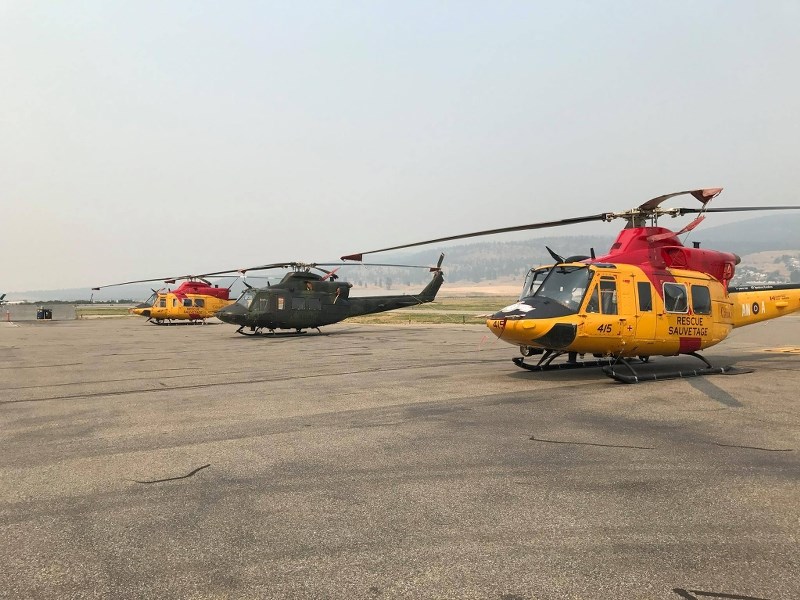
[498,352,767,410]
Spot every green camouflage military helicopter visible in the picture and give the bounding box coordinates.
[212,255,445,335]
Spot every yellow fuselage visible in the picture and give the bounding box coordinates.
[131,293,234,322]
[487,263,800,358]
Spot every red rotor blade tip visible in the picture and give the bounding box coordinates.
[692,188,723,203]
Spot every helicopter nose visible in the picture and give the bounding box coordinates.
[130,307,151,318]
[217,304,247,325]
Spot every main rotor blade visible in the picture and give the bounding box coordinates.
[92,275,197,290]
[314,262,445,270]
[675,205,800,215]
[638,188,722,212]
[165,260,445,283]
[93,261,317,290]
[92,269,257,290]
[341,213,610,261]
[196,262,298,277]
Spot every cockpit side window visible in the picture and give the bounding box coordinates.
[585,286,600,313]
[584,278,617,314]
[236,290,257,308]
[599,278,617,315]
[520,267,551,299]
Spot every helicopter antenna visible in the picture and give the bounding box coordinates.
[545,246,566,264]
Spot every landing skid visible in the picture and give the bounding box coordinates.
[511,349,749,383]
[512,350,621,372]
[235,326,321,337]
[602,352,751,384]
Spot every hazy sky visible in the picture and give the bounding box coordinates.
[2,1,799,291]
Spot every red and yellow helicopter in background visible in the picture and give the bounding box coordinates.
[343,188,800,383]
[92,276,235,324]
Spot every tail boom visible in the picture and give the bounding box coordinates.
[346,271,444,318]
[728,283,800,328]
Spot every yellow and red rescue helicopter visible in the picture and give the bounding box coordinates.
[342,188,800,383]
[92,276,235,324]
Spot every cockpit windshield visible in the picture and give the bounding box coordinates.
[236,289,257,308]
[534,265,592,312]
[520,267,551,299]
[143,292,158,306]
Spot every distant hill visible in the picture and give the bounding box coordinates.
[5,214,799,301]
[687,213,800,255]
[378,213,800,285]
[389,235,614,285]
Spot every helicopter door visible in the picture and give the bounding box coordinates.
[582,275,624,350]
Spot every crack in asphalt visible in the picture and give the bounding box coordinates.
[130,463,210,484]
[713,442,793,452]
[673,588,774,600]
[529,436,655,450]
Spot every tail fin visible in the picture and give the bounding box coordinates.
[418,254,445,302]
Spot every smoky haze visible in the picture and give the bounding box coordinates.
[2,2,799,292]
[9,214,799,302]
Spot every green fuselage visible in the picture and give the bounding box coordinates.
[217,270,444,332]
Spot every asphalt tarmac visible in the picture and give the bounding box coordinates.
[1,316,798,600]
